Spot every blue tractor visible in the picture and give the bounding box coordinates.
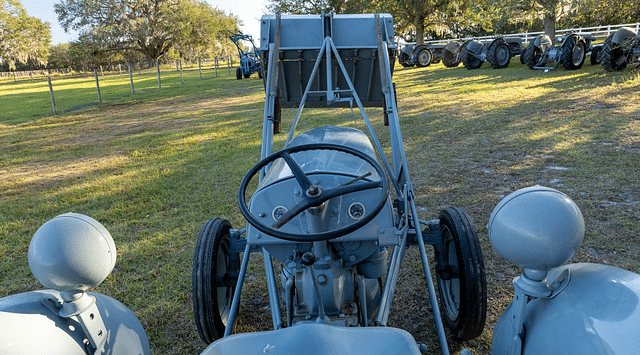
[228,30,263,80]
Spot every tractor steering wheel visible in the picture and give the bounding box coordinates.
[238,143,389,242]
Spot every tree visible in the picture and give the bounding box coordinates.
[0,0,51,71]
[267,0,370,14]
[55,0,239,63]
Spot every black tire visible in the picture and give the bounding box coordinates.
[524,42,542,69]
[442,48,460,68]
[436,207,487,340]
[602,34,627,72]
[244,73,251,79]
[257,65,263,79]
[399,51,414,67]
[235,67,242,80]
[461,43,483,70]
[561,35,586,70]
[192,218,239,344]
[590,45,602,65]
[415,46,433,67]
[487,38,511,69]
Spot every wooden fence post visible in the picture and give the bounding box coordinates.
[129,64,135,95]
[100,65,104,77]
[179,60,183,84]
[228,56,231,75]
[47,76,57,115]
[156,61,161,89]
[198,57,202,80]
[94,70,102,104]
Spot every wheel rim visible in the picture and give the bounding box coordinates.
[418,50,431,66]
[496,45,509,65]
[440,225,461,322]
[572,43,585,66]
[216,237,232,325]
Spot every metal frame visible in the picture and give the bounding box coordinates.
[222,12,451,355]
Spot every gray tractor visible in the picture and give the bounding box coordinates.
[459,37,524,69]
[522,33,595,70]
[399,44,435,67]
[601,27,640,72]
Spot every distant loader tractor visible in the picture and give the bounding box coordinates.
[522,33,595,70]
[228,30,263,80]
[601,27,640,72]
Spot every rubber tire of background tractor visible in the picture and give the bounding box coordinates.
[602,34,627,72]
[415,46,433,67]
[487,38,511,69]
[442,48,460,67]
[524,43,542,69]
[590,45,602,65]
[235,67,242,80]
[560,35,586,70]
[399,51,414,67]
[192,218,239,344]
[462,51,483,70]
[436,207,487,341]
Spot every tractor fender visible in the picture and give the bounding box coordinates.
[560,33,581,46]
[0,290,150,355]
[466,40,485,56]
[444,41,460,54]
[533,35,553,52]
[612,27,638,46]
[401,44,414,56]
[492,263,640,355]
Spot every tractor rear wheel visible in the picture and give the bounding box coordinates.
[442,48,460,68]
[415,46,433,67]
[399,51,414,67]
[461,42,482,70]
[487,38,511,69]
[561,35,586,70]
[235,67,242,80]
[192,218,239,344]
[602,34,627,72]
[436,207,487,340]
[590,45,602,65]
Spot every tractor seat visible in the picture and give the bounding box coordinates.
[200,322,422,355]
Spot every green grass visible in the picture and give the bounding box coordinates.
[1,60,639,354]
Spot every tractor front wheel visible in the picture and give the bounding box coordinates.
[235,67,242,80]
[192,218,239,344]
[436,207,487,340]
[590,45,603,65]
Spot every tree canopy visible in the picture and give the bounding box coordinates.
[0,0,51,70]
[54,0,240,63]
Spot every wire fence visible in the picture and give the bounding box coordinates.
[0,56,255,122]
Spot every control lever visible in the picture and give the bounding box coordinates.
[301,252,330,323]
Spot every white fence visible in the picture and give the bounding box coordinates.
[405,22,640,46]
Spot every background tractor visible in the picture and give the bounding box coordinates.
[522,33,595,70]
[601,27,640,71]
[228,30,263,80]
[459,37,523,69]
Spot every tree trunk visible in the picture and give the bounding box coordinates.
[415,19,425,45]
[543,4,557,45]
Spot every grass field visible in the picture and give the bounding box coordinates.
[1,59,639,354]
